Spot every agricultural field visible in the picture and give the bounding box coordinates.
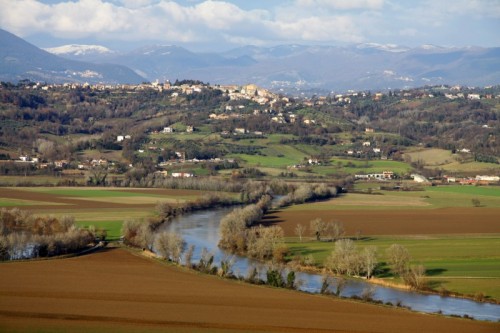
[0,187,215,240]
[1,246,497,333]
[313,158,412,176]
[268,185,500,299]
[404,148,500,173]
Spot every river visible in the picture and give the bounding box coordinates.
[159,207,500,322]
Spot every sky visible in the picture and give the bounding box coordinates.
[1,0,499,51]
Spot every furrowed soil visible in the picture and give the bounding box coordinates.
[0,247,498,333]
[264,208,500,236]
[0,187,207,211]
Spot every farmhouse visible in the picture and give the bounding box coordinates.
[234,128,247,134]
[476,175,500,182]
[355,171,394,180]
[171,172,194,178]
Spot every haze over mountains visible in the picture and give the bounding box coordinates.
[1,28,499,93]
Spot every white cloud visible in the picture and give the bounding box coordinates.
[269,16,363,43]
[295,0,384,10]
[119,0,154,9]
[0,0,367,45]
[0,0,496,48]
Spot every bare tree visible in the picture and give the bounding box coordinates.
[183,244,195,267]
[334,276,347,296]
[294,224,306,242]
[386,244,410,276]
[324,239,359,276]
[310,218,327,241]
[403,264,427,290]
[87,165,108,186]
[154,231,185,263]
[36,139,57,161]
[327,221,345,242]
[361,246,378,279]
[247,225,285,260]
[169,232,185,263]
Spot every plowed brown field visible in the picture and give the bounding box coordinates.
[0,187,207,210]
[262,208,500,236]
[0,247,498,333]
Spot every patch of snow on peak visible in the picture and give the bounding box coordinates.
[420,44,441,50]
[44,44,114,56]
[357,43,409,53]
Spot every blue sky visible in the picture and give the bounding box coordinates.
[1,0,499,51]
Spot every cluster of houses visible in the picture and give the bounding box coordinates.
[355,171,395,180]
[443,175,500,185]
[354,172,500,185]
[13,155,110,171]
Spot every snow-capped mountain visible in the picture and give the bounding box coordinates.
[44,44,115,56]
[3,28,499,91]
[356,43,410,53]
[0,29,142,84]
[43,44,117,62]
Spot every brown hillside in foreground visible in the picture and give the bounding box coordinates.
[0,248,498,333]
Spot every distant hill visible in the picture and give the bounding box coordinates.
[15,28,500,92]
[0,29,143,84]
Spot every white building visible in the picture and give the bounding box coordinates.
[476,175,500,182]
[411,174,429,183]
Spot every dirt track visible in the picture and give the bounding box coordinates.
[262,208,500,236]
[0,248,498,333]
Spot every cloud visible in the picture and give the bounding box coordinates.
[269,16,363,43]
[0,0,496,48]
[295,0,384,10]
[0,0,367,46]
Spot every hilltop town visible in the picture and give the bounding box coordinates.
[0,80,498,186]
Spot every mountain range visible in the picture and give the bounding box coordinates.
[0,29,142,84]
[1,28,499,92]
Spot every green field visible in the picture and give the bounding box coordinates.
[286,235,500,299]
[282,184,500,299]
[31,188,162,198]
[313,158,412,176]
[229,145,306,168]
[286,185,500,210]
[427,185,500,197]
[77,220,124,241]
[405,148,500,173]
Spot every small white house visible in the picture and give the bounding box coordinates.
[162,127,173,133]
[476,175,500,182]
[234,128,246,134]
[171,172,194,178]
